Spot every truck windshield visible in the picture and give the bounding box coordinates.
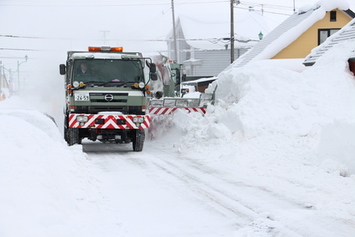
[72,59,144,85]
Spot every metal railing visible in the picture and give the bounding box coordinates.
[148,93,214,108]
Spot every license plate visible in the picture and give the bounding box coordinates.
[74,93,89,101]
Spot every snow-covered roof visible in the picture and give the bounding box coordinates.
[182,76,217,84]
[304,18,355,66]
[170,9,270,50]
[230,0,354,68]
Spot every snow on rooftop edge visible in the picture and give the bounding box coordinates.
[228,0,353,69]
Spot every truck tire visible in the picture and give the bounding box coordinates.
[132,129,145,152]
[64,114,69,141]
[67,127,80,146]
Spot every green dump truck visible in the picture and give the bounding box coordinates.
[59,46,157,151]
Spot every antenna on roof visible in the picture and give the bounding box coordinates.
[293,0,296,12]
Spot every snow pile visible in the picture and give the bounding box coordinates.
[145,39,355,236]
[160,40,355,175]
[318,0,350,11]
[0,98,119,236]
[299,0,349,13]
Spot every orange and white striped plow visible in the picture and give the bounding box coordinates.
[148,107,206,115]
[68,114,151,129]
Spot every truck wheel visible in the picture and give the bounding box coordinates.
[67,127,80,146]
[64,114,69,141]
[132,129,145,152]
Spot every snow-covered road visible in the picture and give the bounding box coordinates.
[83,139,355,237]
[83,141,237,236]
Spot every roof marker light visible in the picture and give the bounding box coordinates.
[111,47,123,52]
[88,46,101,51]
[88,46,123,52]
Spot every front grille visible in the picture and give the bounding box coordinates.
[90,99,127,103]
[90,93,128,96]
[75,106,88,113]
[89,92,129,103]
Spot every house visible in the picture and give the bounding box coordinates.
[167,9,270,77]
[303,17,355,76]
[230,0,355,69]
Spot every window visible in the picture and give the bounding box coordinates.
[318,28,340,45]
[72,59,144,83]
[330,11,337,22]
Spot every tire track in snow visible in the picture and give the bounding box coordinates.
[144,146,304,236]
[144,145,355,237]
[83,142,355,236]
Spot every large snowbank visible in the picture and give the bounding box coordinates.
[0,98,119,236]
[146,39,355,236]
[165,40,355,176]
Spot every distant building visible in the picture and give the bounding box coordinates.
[167,9,270,77]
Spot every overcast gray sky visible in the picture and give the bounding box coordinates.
[0,0,354,81]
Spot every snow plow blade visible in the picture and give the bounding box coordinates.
[148,93,213,115]
[149,107,206,115]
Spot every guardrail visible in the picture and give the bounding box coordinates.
[149,93,214,107]
[148,93,214,115]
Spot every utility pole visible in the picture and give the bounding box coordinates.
[0,61,3,91]
[230,0,234,63]
[17,55,28,91]
[171,0,178,63]
[230,0,240,63]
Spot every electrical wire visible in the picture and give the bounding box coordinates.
[0,48,39,51]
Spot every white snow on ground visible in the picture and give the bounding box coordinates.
[1,40,355,236]
[0,98,122,236]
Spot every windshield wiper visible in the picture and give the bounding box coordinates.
[100,80,128,87]
[84,80,104,85]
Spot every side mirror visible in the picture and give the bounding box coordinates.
[182,74,186,82]
[155,91,163,99]
[150,72,158,81]
[149,63,157,73]
[59,64,66,75]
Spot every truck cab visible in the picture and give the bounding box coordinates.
[60,46,157,151]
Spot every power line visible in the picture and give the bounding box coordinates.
[0,34,44,39]
[236,6,292,16]
[0,48,39,51]
[0,1,210,7]
[0,56,28,59]
[0,0,228,7]
[241,1,294,11]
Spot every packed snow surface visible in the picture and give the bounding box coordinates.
[1,41,355,236]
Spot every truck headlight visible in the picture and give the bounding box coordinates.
[73,81,80,88]
[133,117,144,123]
[76,115,88,122]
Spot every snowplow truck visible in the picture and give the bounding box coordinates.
[59,46,157,151]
